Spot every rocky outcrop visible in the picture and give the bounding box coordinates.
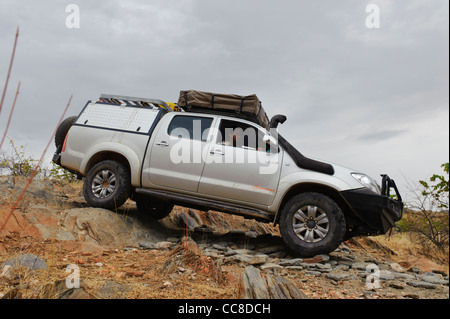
[161,237,224,284]
[168,207,278,238]
[190,239,449,298]
[0,176,67,206]
[0,176,72,238]
[239,265,307,299]
[1,177,278,248]
[61,207,169,247]
[1,177,449,299]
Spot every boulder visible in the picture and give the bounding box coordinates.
[325,272,352,281]
[417,273,449,285]
[61,207,167,247]
[239,266,307,299]
[1,254,48,280]
[407,281,437,290]
[239,266,270,299]
[2,254,47,270]
[390,262,406,273]
[248,254,269,266]
[0,177,66,207]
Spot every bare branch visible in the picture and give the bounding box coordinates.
[0,81,21,151]
[0,26,19,115]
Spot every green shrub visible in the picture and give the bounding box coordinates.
[47,161,76,181]
[401,163,449,251]
[0,140,40,177]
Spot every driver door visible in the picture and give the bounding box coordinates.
[198,118,282,206]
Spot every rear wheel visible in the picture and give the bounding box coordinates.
[135,196,174,220]
[83,160,131,210]
[279,192,346,257]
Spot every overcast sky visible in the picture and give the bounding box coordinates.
[0,0,448,202]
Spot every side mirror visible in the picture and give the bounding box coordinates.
[263,134,277,145]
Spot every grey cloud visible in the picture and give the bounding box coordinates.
[356,129,407,142]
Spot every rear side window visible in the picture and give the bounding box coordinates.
[168,116,213,141]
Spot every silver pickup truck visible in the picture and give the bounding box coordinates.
[53,93,403,257]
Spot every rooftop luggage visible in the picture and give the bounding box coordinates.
[178,90,270,129]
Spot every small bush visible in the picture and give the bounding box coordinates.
[47,162,76,181]
[0,140,40,177]
[401,163,449,252]
[0,139,76,182]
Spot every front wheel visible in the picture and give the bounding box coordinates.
[83,160,131,210]
[279,192,346,257]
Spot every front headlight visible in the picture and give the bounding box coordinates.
[351,173,381,194]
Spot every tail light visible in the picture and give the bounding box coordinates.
[62,134,69,152]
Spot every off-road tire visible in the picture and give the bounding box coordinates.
[135,196,174,220]
[55,116,77,148]
[279,192,346,257]
[83,160,131,211]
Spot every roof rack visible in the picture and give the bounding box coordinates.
[99,94,174,112]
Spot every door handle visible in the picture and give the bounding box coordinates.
[210,149,225,156]
[156,141,169,147]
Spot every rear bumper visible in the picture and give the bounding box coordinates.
[341,175,404,235]
[52,146,82,179]
[52,145,62,165]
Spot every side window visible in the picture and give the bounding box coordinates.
[168,116,213,141]
[218,119,268,151]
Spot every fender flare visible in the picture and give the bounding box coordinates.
[270,172,352,224]
[80,142,141,186]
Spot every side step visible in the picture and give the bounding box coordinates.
[135,188,273,222]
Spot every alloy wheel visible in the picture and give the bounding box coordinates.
[292,205,330,243]
[91,169,117,198]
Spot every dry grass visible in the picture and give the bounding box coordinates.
[0,233,241,299]
[369,232,449,273]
